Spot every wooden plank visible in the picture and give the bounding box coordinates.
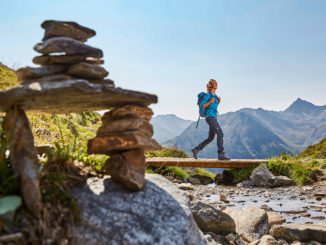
[145,157,268,168]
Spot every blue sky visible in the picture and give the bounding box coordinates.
[1,0,326,120]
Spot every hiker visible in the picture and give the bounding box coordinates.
[191,79,230,160]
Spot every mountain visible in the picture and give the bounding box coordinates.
[150,114,193,143]
[164,99,326,159]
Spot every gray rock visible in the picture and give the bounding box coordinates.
[34,37,103,58]
[189,174,214,185]
[16,65,67,82]
[191,201,236,235]
[33,55,104,66]
[203,234,220,245]
[272,176,295,187]
[250,164,275,187]
[189,176,202,185]
[258,235,277,245]
[70,174,208,245]
[224,206,269,242]
[0,80,157,113]
[270,223,326,243]
[204,232,228,245]
[20,74,75,84]
[41,20,96,42]
[67,62,108,79]
[237,180,254,188]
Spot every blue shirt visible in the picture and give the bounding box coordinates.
[202,92,218,118]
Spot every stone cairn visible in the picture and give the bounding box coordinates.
[16,20,113,86]
[13,20,161,196]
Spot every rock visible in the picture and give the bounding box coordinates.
[220,193,228,203]
[204,232,228,245]
[272,176,295,187]
[224,206,269,242]
[33,55,104,65]
[104,149,146,191]
[260,204,272,211]
[277,239,288,245]
[189,176,202,185]
[96,118,153,137]
[177,183,195,191]
[267,212,286,226]
[88,131,161,154]
[36,144,54,155]
[270,224,326,243]
[237,180,254,188]
[4,106,42,217]
[226,233,237,243]
[89,78,114,86]
[215,170,235,185]
[250,164,275,187]
[16,65,67,82]
[67,62,108,79]
[34,37,103,58]
[41,20,96,42]
[0,80,157,113]
[189,174,214,185]
[21,74,75,84]
[190,201,236,235]
[203,234,219,245]
[70,174,208,245]
[102,105,153,121]
[248,240,260,245]
[308,241,322,245]
[258,235,277,245]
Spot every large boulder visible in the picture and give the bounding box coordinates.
[191,201,236,235]
[70,174,208,245]
[250,164,275,187]
[224,206,269,242]
[269,223,326,243]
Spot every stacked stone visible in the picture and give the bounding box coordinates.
[16,20,114,86]
[87,105,161,191]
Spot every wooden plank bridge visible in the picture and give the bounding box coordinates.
[145,157,268,168]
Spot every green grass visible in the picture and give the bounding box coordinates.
[300,137,326,159]
[0,63,18,89]
[228,164,259,183]
[146,145,190,158]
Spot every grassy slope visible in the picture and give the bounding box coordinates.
[300,137,326,158]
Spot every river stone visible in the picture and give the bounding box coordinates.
[269,223,326,243]
[258,235,277,245]
[34,37,103,58]
[250,163,275,187]
[41,20,96,42]
[267,212,286,226]
[0,80,157,113]
[97,118,153,137]
[189,174,214,185]
[224,206,269,242]
[20,74,75,84]
[33,55,104,65]
[104,149,146,191]
[190,201,236,235]
[67,62,108,79]
[16,65,67,82]
[102,105,153,121]
[70,174,208,245]
[87,131,161,154]
[272,176,295,187]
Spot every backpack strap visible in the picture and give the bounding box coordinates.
[196,114,201,129]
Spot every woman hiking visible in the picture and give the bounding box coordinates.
[191,79,230,160]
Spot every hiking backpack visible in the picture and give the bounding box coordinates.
[196,92,210,128]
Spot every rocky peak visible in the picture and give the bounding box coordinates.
[284,98,318,114]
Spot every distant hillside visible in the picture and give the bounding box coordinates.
[300,137,326,158]
[0,62,18,89]
[151,114,193,143]
[164,98,326,159]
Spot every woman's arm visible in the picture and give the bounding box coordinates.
[203,97,215,108]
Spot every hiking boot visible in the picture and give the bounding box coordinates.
[218,153,230,161]
[191,148,198,159]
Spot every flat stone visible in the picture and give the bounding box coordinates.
[97,118,153,137]
[270,223,326,243]
[88,131,161,154]
[34,37,103,58]
[272,176,295,187]
[70,174,207,244]
[41,20,96,42]
[16,65,67,82]
[20,74,75,84]
[258,235,277,245]
[67,62,108,79]
[0,80,157,113]
[102,105,153,121]
[267,211,286,226]
[104,148,146,191]
[89,79,114,86]
[4,106,42,218]
[33,55,104,65]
